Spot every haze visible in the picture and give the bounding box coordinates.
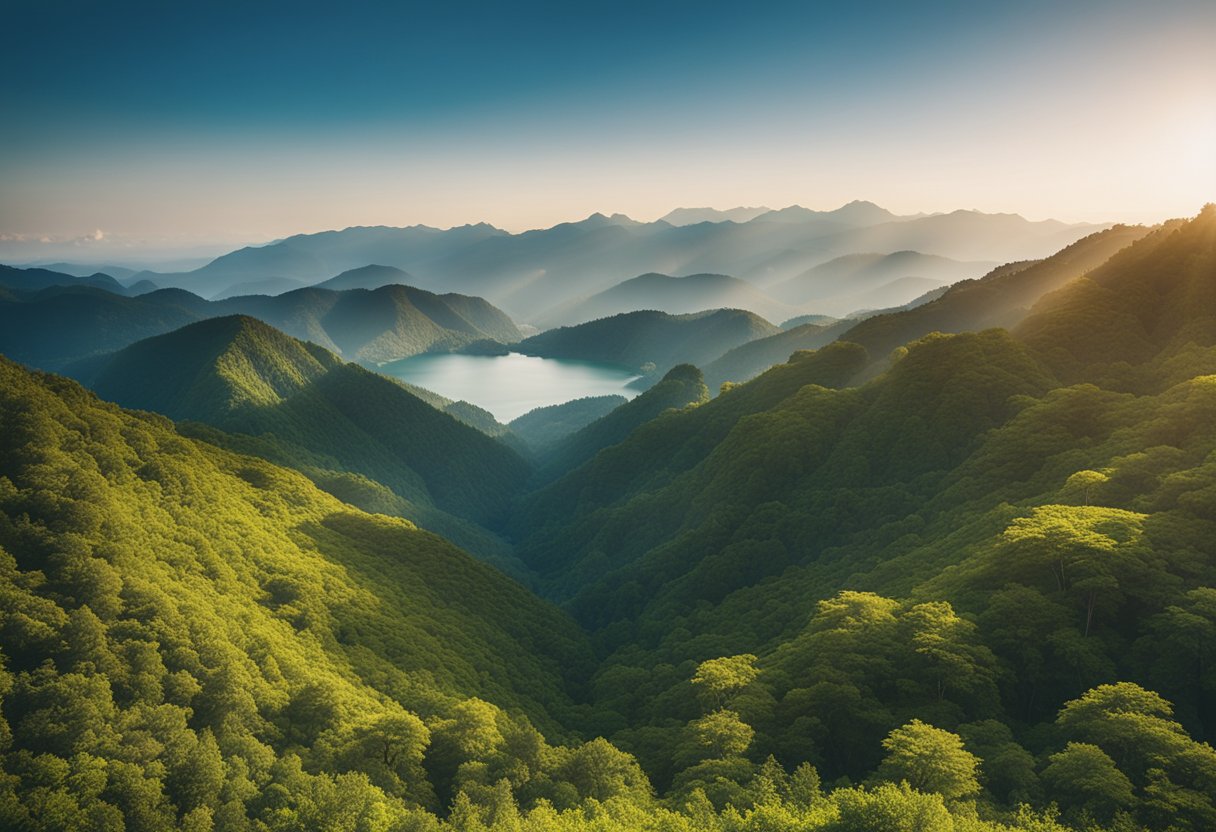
[2,0,1213,261]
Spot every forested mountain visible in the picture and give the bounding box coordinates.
[539,273,794,328]
[502,208,1216,826]
[702,319,856,391]
[84,316,531,554]
[0,281,522,372]
[517,309,780,380]
[0,286,213,370]
[0,356,639,829]
[507,396,628,452]
[532,365,709,484]
[223,284,522,364]
[126,205,1105,321]
[837,224,1156,369]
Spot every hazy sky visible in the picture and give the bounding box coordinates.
[2,0,1214,257]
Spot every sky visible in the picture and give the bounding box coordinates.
[2,0,1214,262]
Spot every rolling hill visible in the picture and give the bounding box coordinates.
[86,316,532,546]
[0,280,522,372]
[507,395,628,452]
[701,318,856,391]
[0,263,130,295]
[532,364,710,484]
[311,263,417,291]
[835,223,1158,370]
[516,308,780,381]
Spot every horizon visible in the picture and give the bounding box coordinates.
[2,0,1214,262]
[0,199,1190,271]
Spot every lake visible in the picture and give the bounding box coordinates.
[380,352,641,422]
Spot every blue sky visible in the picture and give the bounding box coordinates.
[2,0,1213,254]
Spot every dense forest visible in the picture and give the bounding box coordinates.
[0,208,1214,830]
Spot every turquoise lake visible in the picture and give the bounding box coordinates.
[381,352,641,422]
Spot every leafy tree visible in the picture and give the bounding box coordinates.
[691,655,759,710]
[877,720,980,801]
[1041,742,1134,822]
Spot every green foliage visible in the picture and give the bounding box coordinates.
[90,315,532,533]
[691,655,760,710]
[0,357,596,828]
[877,720,981,801]
[508,397,627,453]
[1041,743,1135,822]
[532,365,709,484]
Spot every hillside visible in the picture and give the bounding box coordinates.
[836,223,1157,369]
[0,286,212,370]
[0,280,522,372]
[517,309,780,379]
[534,365,710,484]
[87,316,532,543]
[508,395,627,451]
[1016,205,1216,387]
[540,272,794,327]
[3,213,1215,831]
[702,319,856,391]
[0,356,608,826]
[502,210,1216,817]
[217,283,523,364]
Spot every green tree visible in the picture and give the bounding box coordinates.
[877,720,980,801]
[1041,742,1134,822]
[691,655,760,710]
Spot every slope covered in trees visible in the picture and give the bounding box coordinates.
[86,316,531,552]
[503,209,1216,827]
[837,224,1155,369]
[702,319,856,392]
[508,396,628,453]
[532,365,710,484]
[0,357,620,829]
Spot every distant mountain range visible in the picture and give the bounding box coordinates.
[89,202,1105,323]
